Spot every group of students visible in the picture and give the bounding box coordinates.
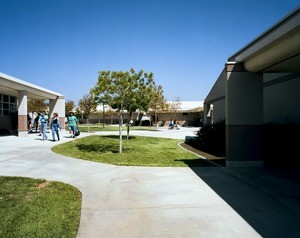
[31,111,79,141]
[168,119,180,130]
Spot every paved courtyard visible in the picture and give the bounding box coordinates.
[0,127,300,237]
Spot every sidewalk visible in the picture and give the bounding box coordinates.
[1,129,300,237]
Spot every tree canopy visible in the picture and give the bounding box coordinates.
[90,68,155,116]
[149,84,167,124]
[168,97,182,119]
[27,99,47,113]
[65,100,75,116]
[78,93,97,122]
[90,68,158,153]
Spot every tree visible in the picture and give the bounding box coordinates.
[90,68,155,153]
[169,97,182,119]
[78,93,97,124]
[65,100,75,116]
[27,99,47,128]
[27,99,47,114]
[149,85,167,128]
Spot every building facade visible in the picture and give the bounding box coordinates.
[88,101,203,127]
[204,7,300,167]
[0,72,65,136]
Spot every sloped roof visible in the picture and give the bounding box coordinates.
[0,72,64,99]
[204,7,300,104]
[229,7,300,73]
[204,69,226,104]
[167,100,203,112]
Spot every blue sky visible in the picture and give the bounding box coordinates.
[0,0,299,104]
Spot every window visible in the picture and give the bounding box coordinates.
[0,94,16,116]
[3,95,8,102]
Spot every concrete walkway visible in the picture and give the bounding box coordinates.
[1,128,300,237]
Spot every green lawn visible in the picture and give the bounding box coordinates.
[0,177,81,238]
[0,134,212,238]
[77,124,156,132]
[52,135,213,167]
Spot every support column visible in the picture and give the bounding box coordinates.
[17,90,28,137]
[203,103,211,126]
[49,96,66,129]
[225,62,263,167]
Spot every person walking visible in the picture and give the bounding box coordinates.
[39,111,48,141]
[34,112,41,133]
[50,112,60,142]
[27,114,31,132]
[67,112,78,138]
[168,119,174,129]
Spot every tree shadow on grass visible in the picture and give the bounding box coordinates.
[75,135,137,153]
[100,135,137,140]
[76,143,119,153]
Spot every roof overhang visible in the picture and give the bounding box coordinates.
[204,68,226,104]
[0,72,64,100]
[228,7,300,73]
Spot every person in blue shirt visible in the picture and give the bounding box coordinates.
[39,111,48,141]
[168,119,174,129]
[67,112,78,138]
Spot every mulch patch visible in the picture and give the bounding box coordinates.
[180,142,226,167]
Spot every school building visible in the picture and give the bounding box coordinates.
[0,72,65,136]
[203,7,300,167]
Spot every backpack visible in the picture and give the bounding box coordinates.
[75,129,80,137]
[40,115,48,123]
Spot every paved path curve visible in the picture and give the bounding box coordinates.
[0,128,261,238]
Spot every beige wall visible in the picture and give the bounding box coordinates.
[88,111,202,126]
[225,64,264,167]
[264,73,300,124]
[156,112,202,126]
[206,72,300,125]
[49,96,66,129]
[226,70,263,125]
[211,99,225,123]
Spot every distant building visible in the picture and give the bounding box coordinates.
[0,72,65,136]
[153,101,203,127]
[88,100,203,127]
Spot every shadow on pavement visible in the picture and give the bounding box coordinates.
[185,164,300,238]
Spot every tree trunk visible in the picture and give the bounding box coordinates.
[126,111,133,140]
[154,111,157,131]
[119,113,123,154]
[102,103,105,128]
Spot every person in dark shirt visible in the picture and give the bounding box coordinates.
[34,112,41,133]
[50,112,61,142]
